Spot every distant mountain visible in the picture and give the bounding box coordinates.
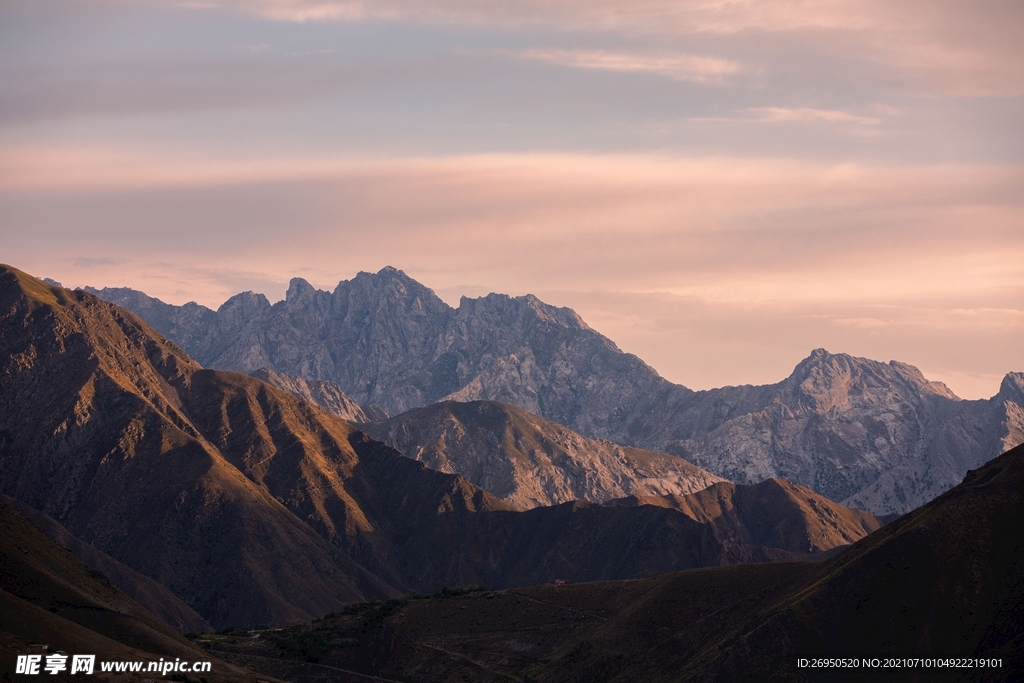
[90,270,1023,514]
[628,349,1024,514]
[87,268,681,439]
[2,265,883,630]
[205,442,1024,683]
[362,400,723,510]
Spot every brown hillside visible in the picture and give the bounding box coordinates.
[1,494,211,634]
[0,265,392,627]
[608,477,881,554]
[0,501,260,682]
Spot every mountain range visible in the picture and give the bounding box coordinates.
[90,268,1024,514]
[1,265,883,631]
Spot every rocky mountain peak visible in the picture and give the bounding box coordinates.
[455,291,592,332]
[286,277,317,302]
[999,372,1024,403]
[342,267,451,317]
[216,290,271,332]
[219,290,270,313]
[83,267,1021,516]
[785,349,959,414]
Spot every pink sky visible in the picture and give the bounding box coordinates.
[1,0,1022,398]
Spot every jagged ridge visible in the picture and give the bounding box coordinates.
[91,270,1023,514]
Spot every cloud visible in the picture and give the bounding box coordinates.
[190,0,1023,97]
[746,107,880,125]
[186,0,888,32]
[508,48,740,83]
[72,256,121,267]
[0,51,374,125]
[4,147,1021,298]
[690,107,884,128]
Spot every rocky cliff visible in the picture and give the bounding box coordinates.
[88,268,681,438]
[250,368,387,423]
[626,350,1024,514]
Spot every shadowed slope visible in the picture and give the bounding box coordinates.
[533,441,1024,681]
[0,501,262,682]
[1,494,211,634]
[606,477,881,554]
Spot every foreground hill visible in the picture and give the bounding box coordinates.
[1,494,211,634]
[2,265,882,630]
[0,501,257,682]
[90,270,1023,514]
[362,400,724,509]
[603,477,881,554]
[196,442,1024,683]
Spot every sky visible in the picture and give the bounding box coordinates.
[1,0,1022,399]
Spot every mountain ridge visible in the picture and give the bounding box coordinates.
[89,269,1023,514]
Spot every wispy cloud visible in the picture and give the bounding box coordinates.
[509,48,740,83]
[746,107,881,125]
[185,0,886,32]
[5,147,1021,302]
[180,0,1023,97]
[689,107,884,128]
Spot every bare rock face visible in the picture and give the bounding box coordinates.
[362,400,724,510]
[625,350,1024,515]
[90,270,1023,515]
[89,269,680,440]
[249,368,387,423]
